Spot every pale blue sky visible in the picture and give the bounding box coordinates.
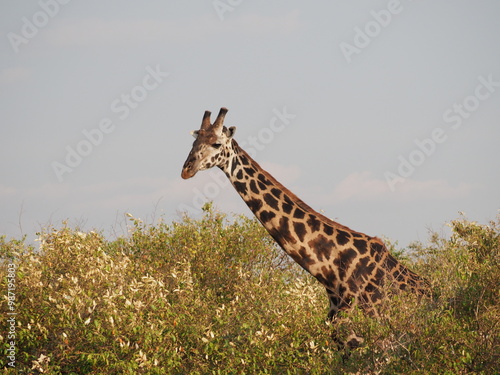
[1,1,499,247]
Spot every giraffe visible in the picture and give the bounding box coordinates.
[181,107,429,347]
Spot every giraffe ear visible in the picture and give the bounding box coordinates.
[225,126,236,139]
[190,130,199,139]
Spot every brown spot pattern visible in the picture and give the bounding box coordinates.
[187,135,430,322]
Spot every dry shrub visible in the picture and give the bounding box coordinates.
[1,209,498,374]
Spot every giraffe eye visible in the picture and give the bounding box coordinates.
[212,143,222,149]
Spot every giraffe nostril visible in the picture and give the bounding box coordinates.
[181,168,194,179]
[181,159,195,179]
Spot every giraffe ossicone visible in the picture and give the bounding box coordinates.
[181,107,429,344]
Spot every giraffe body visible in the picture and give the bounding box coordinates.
[181,108,428,321]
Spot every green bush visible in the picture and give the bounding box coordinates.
[1,208,499,374]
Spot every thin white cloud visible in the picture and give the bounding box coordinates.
[327,171,477,204]
[0,184,17,197]
[0,177,170,208]
[261,161,301,185]
[395,178,476,200]
[44,10,301,47]
[0,67,32,84]
[329,171,388,203]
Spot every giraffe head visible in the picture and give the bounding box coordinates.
[181,107,236,179]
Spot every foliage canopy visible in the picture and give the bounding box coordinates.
[1,207,499,374]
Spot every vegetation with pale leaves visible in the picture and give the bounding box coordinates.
[1,205,499,374]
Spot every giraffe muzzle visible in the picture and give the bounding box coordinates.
[181,168,195,179]
[181,152,197,179]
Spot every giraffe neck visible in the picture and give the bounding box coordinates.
[217,139,429,315]
[219,139,345,273]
